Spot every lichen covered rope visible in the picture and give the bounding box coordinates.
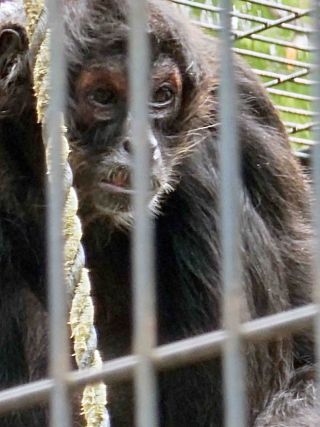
[23,1,109,426]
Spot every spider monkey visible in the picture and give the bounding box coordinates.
[0,0,318,426]
[0,17,47,426]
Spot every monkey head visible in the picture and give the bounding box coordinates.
[65,0,212,227]
[0,23,30,117]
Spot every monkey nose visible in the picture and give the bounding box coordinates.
[121,137,160,163]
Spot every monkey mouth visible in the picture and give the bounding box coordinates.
[98,167,161,195]
[99,167,132,194]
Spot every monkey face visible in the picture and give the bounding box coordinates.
[64,0,211,226]
[67,53,186,225]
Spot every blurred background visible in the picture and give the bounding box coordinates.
[173,0,313,157]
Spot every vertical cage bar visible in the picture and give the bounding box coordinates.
[312,0,320,395]
[46,0,71,425]
[219,0,246,426]
[129,1,159,427]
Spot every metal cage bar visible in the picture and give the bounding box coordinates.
[219,0,246,426]
[0,1,318,427]
[0,305,317,427]
[46,0,71,424]
[176,0,314,151]
[312,0,320,393]
[129,1,159,426]
[0,303,317,414]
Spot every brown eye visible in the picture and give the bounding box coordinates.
[88,88,115,107]
[152,84,175,108]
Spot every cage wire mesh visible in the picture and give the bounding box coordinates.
[0,0,319,426]
[172,0,314,157]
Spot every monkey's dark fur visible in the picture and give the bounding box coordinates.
[0,0,319,426]
[0,20,47,426]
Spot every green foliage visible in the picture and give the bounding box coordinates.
[182,0,313,147]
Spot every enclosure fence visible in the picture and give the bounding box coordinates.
[0,0,319,427]
[175,0,315,156]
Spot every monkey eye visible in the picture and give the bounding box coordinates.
[152,84,175,108]
[87,88,115,107]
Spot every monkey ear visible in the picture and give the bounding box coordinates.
[0,26,27,56]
